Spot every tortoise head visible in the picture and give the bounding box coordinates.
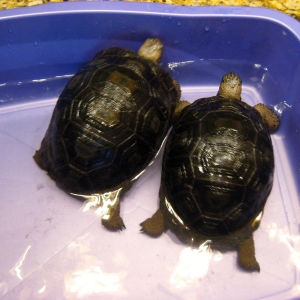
[138,38,163,63]
[217,72,242,101]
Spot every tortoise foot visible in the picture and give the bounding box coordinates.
[238,256,260,272]
[102,215,126,231]
[140,209,165,237]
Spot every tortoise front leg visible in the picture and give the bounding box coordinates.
[253,103,280,133]
[173,100,190,122]
[237,234,260,272]
[100,180,138,231]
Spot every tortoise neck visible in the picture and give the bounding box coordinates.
[217,91,241,101]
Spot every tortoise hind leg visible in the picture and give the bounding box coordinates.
[100,190,126,231]
[237,235,260,272]
[100,180,138,231]
[140,209,165,237]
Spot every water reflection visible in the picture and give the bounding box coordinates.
[64,266,122,298]
[279,233,300,270]
[168,61,194,71]
[165,197,185,226]
[37,282,47,294]
[10,245,31,280]
[170,241,214,289]
[272,101,292,117]
[0,281,8,297]
[64,235,127,298]
[267,222,300,270]
[73,188,122,220]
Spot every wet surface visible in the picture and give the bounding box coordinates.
[0,85,299,299]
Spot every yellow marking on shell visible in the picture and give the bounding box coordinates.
[108,70,137,93]
[86,93,121,127]
[251,211,263,228]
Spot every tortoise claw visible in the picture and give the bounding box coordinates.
[238,259,260,273]
[102,215,126,231]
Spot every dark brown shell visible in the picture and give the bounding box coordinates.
[162,97,274,236]
[35,46,178,194]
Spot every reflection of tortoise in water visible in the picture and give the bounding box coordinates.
[34,38,180,231]
[141,72,280,272]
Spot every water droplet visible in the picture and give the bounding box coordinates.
[169,16,172,20]
[204,26,210,32]
[222,19,227,23]
[178,22,181,26]
[273,101,292,116]
[174,40,178,45]
[34,41,38,46]
[9,28,12,32]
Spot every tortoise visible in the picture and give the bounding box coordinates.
[34,38,180,231]
[141,72,280,272]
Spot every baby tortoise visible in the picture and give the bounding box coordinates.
[34,38,180,231]
[141,72,280,272]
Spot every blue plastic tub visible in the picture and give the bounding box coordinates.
[0,2,300,299]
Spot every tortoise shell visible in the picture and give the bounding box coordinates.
[35,45,178,194]
[162,97,274,236]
